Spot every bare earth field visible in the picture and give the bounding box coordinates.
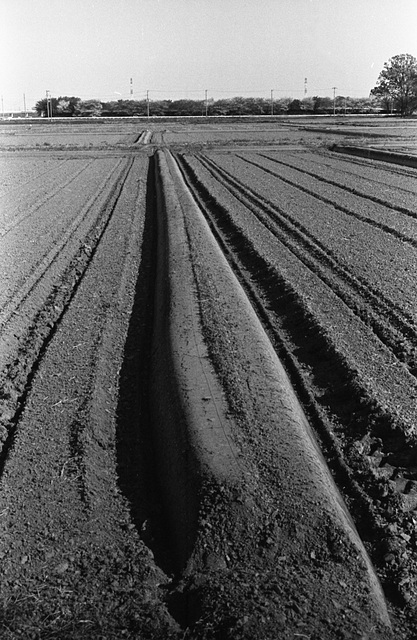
[0,116,417,639]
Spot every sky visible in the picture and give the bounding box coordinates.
[1,0,416,112]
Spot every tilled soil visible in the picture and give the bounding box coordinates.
[176,148,417,612]
[0,118,417,638]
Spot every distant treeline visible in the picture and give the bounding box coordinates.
[34,95,386,118]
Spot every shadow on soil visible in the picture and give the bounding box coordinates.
[115,154,207,633]
[115,155,178,576]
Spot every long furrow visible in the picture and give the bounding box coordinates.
[299,145,417,181]
[277,149,417,195]
[336,153,417,180]
[0,155,182,639]
[0,157,135,461]
[177,151,417,434]
[153,149,393,636]
[0,159,116,238]
[217,152,417,319]
[186,153,417,375]
[0,157,69,200]
[0,159,100,235]
[175,150,417,608]
[242,152,417,233]
[0,159,126,322]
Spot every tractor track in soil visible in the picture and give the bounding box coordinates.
[175,150,417,613]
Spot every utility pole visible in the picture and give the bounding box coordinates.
[304,77,307,96]
[1,95,4,119]
[46,90,53,119]
[270,89,274,115]
[130,77,133,98]
[332,86,337,117]
[205,89,208,117]
[23,93,27,116]
[146,90,150,118]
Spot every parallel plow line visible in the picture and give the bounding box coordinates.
[0,159,126,329]
[156,150,392,632]
[188,153,417,374]
[238,153,417,241]
[0,158,69,200]
[0,159,97,237]
[175,150,417,608]
[277,150,417,195]
[0,157,135,465]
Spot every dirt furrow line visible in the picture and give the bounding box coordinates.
[297,147,417,181]
[0,158,128,363]
[259,151,417,212]
[0,158,96,237]
[210,152,417,318]
[0,157,134,462]
[176,151,417,615]
[177,153,417,443]
[285,149,417,195]
[331,144,417,170]
[0,159,125,313]
[0,158,69,200]
[238,153,417,242]
[187,153,417,375]
[0,155,180,639]
[259,153,417,210]
[153,148,392,638]
[325,151,417,180]
[175,156,374,500]
[210,152,417,319]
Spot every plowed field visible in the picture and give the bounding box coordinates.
[0,117,417,639]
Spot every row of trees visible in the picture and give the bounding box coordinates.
[33,94,385,118]
[34,54,417,118]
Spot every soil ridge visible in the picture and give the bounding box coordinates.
[152,148,393,637]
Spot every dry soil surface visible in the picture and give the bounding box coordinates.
[0,117,417,639]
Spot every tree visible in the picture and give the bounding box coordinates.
[167,99,202,116]
[78,99,103,117]
[301,97,314,113]
[312,96,333,113]
[370,54,417,116]
[34,97,59,117]
[274,97,292,114]
[56,96,81,116]
[288,99,303,114]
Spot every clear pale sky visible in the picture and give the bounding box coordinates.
[1,0,416,111]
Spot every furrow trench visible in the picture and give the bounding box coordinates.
[150,148,392,635]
